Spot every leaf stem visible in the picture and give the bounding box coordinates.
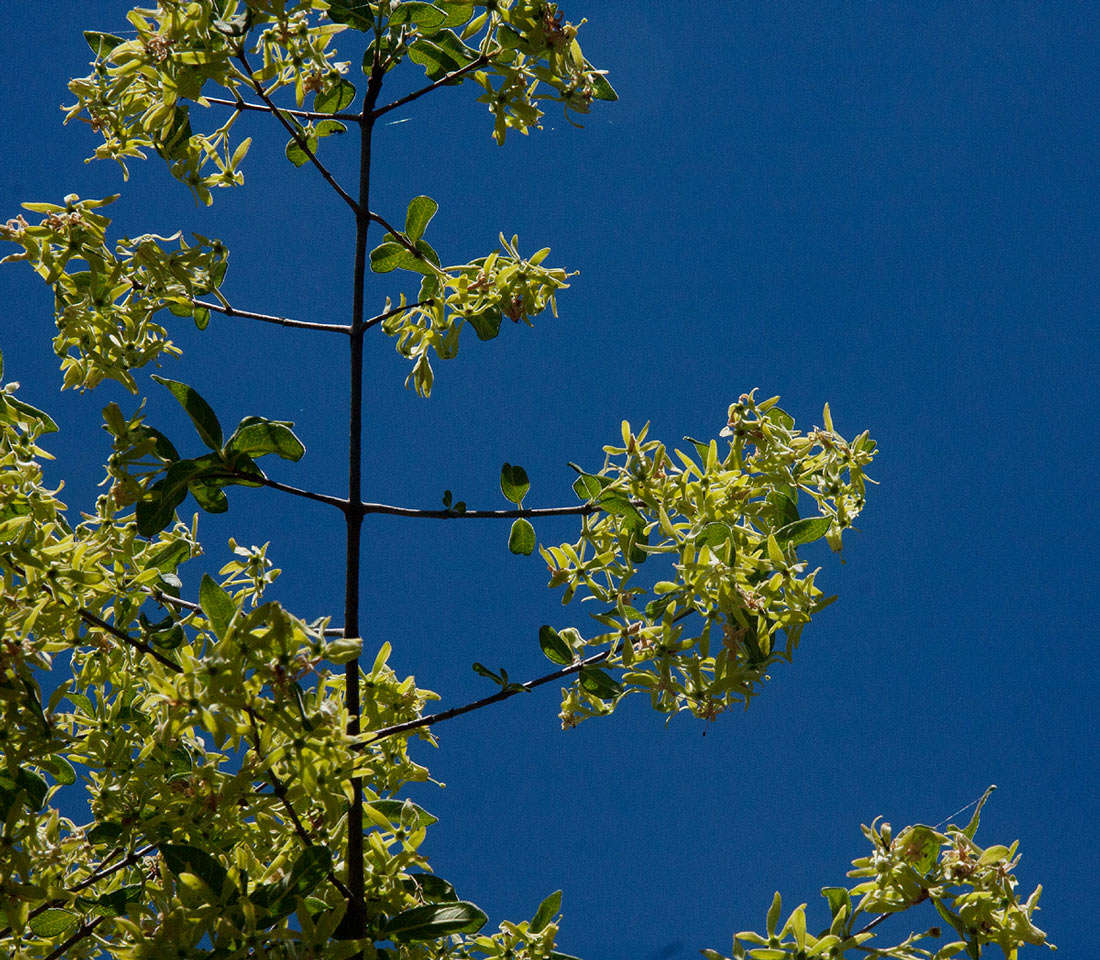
[360,648,610,745]
[191,298,350,334]
[363,298,435,331]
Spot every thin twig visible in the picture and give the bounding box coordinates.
[233,51,360,215]
[43,916,105,960]
[360,648,611,745]
[358,501,600,520]
[201,94,361,124]
[244,707,354,902]
[257,476,350,511]
[0,845,157,940]
[192,298,350,334]
[150,590,344,636]
[363,298,436,331]
[79,609,182,673]
[371,54,491,119]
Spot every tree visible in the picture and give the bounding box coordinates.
[0,2,1054,959]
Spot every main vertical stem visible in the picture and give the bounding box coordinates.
[345,51,385,946]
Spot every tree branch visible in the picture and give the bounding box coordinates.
[192,298,350,334]
[371,54,491,119]
[200,94,361,124]
[358,501,600,520]
[360,648,610,745]
[150,588,344,637]
[79,609,182,674]
[232,51,360,216]
[43,916,105,960]
[363,298,436,331]
[257,476,350,511]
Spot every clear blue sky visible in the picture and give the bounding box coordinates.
[1,3,1095,957]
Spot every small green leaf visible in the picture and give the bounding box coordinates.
[94,884,144,917]
[28,908,77,937]
[381,901,488,940]
[225,417,305,462]
[86,821,124,845]
[373,799,439,830]
[405,196,439,244]
[84,31,124,57]
[578,666,621,699]
[285,136,316,167]
[286,846,332,896]
[161,843,229,898]
[151,376,223,449]
[765,891,782,937]
[370,241,411,273]
[6,397,59,433]
[595,492,645,534]
[589,70,618,102]
[315,78,358,113]
[387,2,448,30]
[697,522,732,549]
[199,573,235,641]
[500,463,530,504]
[315,119,348,138]
[327,2,374,30]
[466,308,503,341]
[508,518,535,555]
[403,874,457,902]
[538,625,572,665]
[531,889,562,933]
[773,517,830,547]
[39,754,76,786]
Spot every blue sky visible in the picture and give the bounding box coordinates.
[1,2,1095,957]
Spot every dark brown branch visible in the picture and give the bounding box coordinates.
[149,590,344,637]
[358,501,600,520]
[79,609,182,674]
[360,648,611,745]
[43,916,105,960]
[233,51,360,216]
[371,54,491,119]
[201,94,361,124]
[257,476,350,511]
[192,298,350,334]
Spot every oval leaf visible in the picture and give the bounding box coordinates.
[774,516,831,547]
[500,462,530,504]
[28,908,77,938]
[199,573,235,641]
[531,889,562,933]
[508,518,535,555]
[381,901,488,940]
[225,418,305,461]
[405,195,439,243]
[538,625,572,665]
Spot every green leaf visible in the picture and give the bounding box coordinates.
[589,70,618,102]
[6,397,59,433]
[403,874,457,902]
[39,754,76,786]
[531,889,561,933]
[405,196,439,244]
[508,517,535,555]
[370,241,412,273]
[225,417,305,461]
[408,38,463,80]
[161,843,229,898]
[595,491,645,534]
[820,886,851,922]
[28,908,77,937]
[199,573,235,640]
[285,135,317,167]
[773,517,830,547]
[765,406,795,429]
[315,119,347,138]
[373,798,439,830]
[381,901,488,940]
[767,492,800,528]
[578,666,621,699]
[286,846,332,897]
[83,31,124,57]
[151,376,223,449]
[466,307,503,341]
[189,478,228,514]
[315,78,357,113]
[15,767,48,809]
[765,891,782,937]
[958,784,997,839]
[697,522,732,549]
[327,2,374,30]
[500,463,530,504]
[93,883,144,917]
[86,821,124,845]
[388,2,448,30]
[538,625,572,665]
